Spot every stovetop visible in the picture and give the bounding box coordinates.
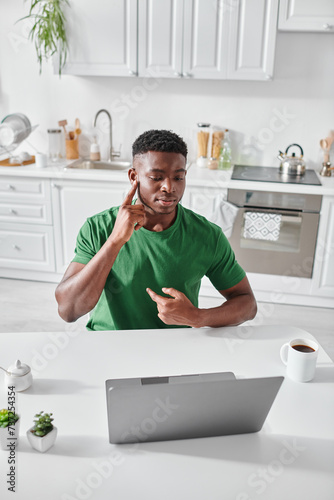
[231,165,322,186]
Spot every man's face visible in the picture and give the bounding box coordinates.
[131,151,187,215]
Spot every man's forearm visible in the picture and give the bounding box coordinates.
[56,236,123,322]
[194,294,257,328]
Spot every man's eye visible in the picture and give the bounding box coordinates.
[175,177,184,181]
[150,177,162,181]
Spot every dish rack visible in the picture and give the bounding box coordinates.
[0,113,38,163]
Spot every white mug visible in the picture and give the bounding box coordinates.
[35,152,47,168]
[280,338,318,382]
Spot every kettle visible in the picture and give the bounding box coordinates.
[0,360,33,392]
[277,144,305,176]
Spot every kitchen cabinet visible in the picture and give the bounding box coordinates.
[311,196,334,298]
[181,185,224,219]
[0,177,55,273]
[138,0,184,78]
[51,179,129,274]
[138,0,278,80]
[227,0,279,81]
[0,222,55,272]
[59,0,278,81]
[58,0,137,76]
[138,0,228,79]
[278,0,334,32]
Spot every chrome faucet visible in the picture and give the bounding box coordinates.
[93,109,120,161]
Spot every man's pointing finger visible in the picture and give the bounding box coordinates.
[146,288,165,303]
[122,180,138,206]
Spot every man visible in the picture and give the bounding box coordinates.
[55,129,257,330]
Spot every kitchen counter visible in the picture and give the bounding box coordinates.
[1,162,334,195]
[0,325,333,500]
[1,162,333,307]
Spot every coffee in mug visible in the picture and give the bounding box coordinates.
[280,338,318,382]
[292,345,315,353]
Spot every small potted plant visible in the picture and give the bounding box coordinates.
[26,411,57,453]
[0,409,20,450]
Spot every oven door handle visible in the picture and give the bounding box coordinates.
[241,207,302,217]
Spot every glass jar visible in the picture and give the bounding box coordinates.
[196,123,211,168]
[48,128,62,162]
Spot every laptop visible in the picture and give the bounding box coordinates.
[105,372,284,444]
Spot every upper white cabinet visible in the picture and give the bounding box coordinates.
[227,0,279,81]
[138,0,277,80]
[182,0,228,79]
[59,0,137,76]
[60,0,278,81]
[138,0,228,79]
[138,0,183,78]
[278,0,334,32]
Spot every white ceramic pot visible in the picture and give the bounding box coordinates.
[3,360,33,392]
[26,426,57,453]
[0,419,20,450]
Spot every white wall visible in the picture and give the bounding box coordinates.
[0,2,333,168]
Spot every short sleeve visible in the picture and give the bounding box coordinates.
[72,219,96,265]
[206,230,246,291]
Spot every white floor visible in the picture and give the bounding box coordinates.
[1,278,333,361]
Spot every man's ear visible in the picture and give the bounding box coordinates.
[128,168,137,184]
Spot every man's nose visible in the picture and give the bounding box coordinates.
[161,178,175,192]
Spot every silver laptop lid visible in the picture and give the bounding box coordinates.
[105,372,284,444]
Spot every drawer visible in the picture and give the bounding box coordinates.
[0,222,55,272]
[0,177,51,202]
[0,201,52,224]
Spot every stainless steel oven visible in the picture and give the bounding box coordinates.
[227,189,322,278]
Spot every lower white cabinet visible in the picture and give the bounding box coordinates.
[0,222,55,272]
[182,186,224,219]
[0,177,55,274]
[51,179,129,274]
[311,196,334,298]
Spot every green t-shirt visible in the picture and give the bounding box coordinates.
[72,203,245,331]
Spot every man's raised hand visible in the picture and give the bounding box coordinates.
[111,180,145,245]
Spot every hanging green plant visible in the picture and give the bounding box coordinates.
[17,0,70,76]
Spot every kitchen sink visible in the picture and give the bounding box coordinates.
[66,159,131,170]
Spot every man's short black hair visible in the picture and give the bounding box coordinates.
[132,129,188,160]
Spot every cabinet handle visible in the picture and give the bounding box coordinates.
[265,74,272,80]
[129,70,137,76]
[174,72,182,77]
[7,184,15,190]
[182,72,193,78]
[12,244,20,251]
[51,183,61,189]
[9,208,17,215]
[323,23,332,30]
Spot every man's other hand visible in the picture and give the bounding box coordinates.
[146,287,201,328]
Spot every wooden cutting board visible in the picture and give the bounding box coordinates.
[0,156,35,167]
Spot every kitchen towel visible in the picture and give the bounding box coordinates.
[243,212,282,241]
[207,194,239,238]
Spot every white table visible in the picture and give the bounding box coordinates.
[0,325,333,500]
